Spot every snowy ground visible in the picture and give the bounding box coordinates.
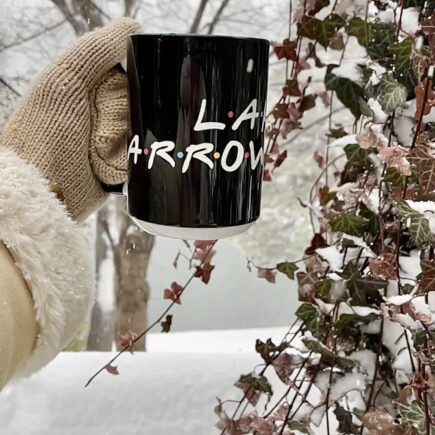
[0,328,291,435]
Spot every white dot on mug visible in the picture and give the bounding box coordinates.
[177,151,184,159]
[246,58,254,73]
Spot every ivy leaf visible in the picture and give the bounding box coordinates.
[334,403,360,434]
[274,38,298,60]
[414,78,435,120]
[237,373,273,395]
[257,267,277,283]
[395,401,429,434]
[315,14,345,48]
[296,303,324,335]
[420,259,435,293]
[335,313,379,338]
[346,272,386,306]
[378,74,407,113]
[325,68,365,118]
[348,17,372,46]
[314,278,334,301]
[327,126,348,139]
[283,78,302,97]
[255,338,287,364]
[384,166,418,187]
[362,408,415,434]
[389,38,413,73]
[344,143,375,171]
[330,212,369,236]
[288,421,310,434]
[396,201,434,245]
[359,202,380,236]
[194,262,215,284]
[305,233,328,255]
[163,281,184,305]
[118,330,138,354]
[161,314,173,333]
[367,22,396,59]
[302,339,356,370]
[276,261,299,280]
[297,15,317,39]
[408,145,435,193]
[105,364,119,376]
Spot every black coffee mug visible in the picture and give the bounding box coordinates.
[121,33,269,240]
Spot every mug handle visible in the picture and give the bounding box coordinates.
[101,182,125,195]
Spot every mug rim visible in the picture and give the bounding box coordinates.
[129,33,269,44]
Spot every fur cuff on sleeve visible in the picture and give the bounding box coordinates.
[0,147,94,378]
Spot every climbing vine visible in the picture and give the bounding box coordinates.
[217,1,435,433]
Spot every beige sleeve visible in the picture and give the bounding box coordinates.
[0,241,38,391]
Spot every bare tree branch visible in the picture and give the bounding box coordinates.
[0,77,21,96]
[71,0,104,30]
[124,0,138,17]
[0,19,67,54]
[51,0,106,35]
[51,0,87,35]
[206,0,231,34]
[189,0,209,33]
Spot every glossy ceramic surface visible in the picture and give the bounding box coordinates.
[126,34,269,228]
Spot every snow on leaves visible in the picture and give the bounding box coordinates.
[217,2,435,433]
[396,201,434,245]
[302,339,355,371]
[361,408,416,435]
[325,68,365,118]
[378,145,412,176]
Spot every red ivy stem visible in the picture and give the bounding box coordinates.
[360,316,385,434]
[220,321,304,434]
[262,351,312,419]
[84,240,218,388]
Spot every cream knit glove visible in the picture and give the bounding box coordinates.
[1,18,142,222]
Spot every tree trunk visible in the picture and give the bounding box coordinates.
[53,0,156,351]
[86,206,113,351]
[113,197,154,351]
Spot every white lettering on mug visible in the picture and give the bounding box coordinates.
[128,134,141,164]
[193,99,226,131]
[221,140,244,172]
[231,99,259,130]
[182,143,214,173]
[148,141,176,169]
[249,140,263,170]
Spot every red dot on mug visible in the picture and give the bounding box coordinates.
[228,111,234,118]
[144,148,149,155]
[244,152,250,158]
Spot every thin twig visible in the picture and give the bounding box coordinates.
[85,240,218,387]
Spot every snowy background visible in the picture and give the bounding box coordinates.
[0,0,351,433]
